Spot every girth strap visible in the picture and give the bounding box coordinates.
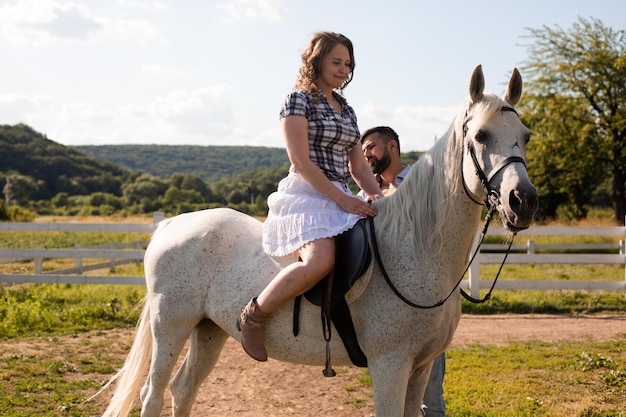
[292,295,368,370]
[330,298,368,367]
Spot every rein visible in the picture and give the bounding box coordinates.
[369,105,525,308]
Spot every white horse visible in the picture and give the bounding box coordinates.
[100,65,537,417]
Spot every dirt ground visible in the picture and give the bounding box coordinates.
[93,313,626,417]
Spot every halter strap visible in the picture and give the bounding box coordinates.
[501,105,518,115]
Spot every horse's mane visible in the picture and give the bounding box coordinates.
[374,93,504,253]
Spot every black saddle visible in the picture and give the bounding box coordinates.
[293,218,371,370]
[304,218,371,306]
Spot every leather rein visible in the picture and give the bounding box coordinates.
[368,105,527,309]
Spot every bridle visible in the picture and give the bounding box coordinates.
[369,105,528,309]
[461,106,527,208]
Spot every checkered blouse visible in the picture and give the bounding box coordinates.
[279,90,360,184]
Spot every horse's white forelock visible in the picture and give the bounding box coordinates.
[374,93,503,253]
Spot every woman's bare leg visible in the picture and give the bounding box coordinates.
[237,237,335,361]
[256,237,335,312]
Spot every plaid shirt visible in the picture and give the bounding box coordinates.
[279,90,360,184]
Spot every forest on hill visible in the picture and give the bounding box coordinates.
[0,124,128,201]
[0,124,290,219]
[0,120,619,224]
[0,124,423,221]
[74,144,289,184]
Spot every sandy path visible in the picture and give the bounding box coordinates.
[136,313,625,417]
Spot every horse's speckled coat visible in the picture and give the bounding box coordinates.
[102,65,537,417]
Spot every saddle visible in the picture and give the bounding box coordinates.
[292,218,370,374]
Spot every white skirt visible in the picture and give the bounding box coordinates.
[262,172,364,257]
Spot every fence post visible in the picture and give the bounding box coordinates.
[527,239,535,254]
[468,231,481,299]
[75,244,83,273]
[108,243,116,272]
[153,211,165,224]
[621,239,625,295]
[34,257,43,274]
[469,261,480,299]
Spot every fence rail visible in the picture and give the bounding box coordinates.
[465,224,626,298]
[0,214,624,291]
[0,213,162,285]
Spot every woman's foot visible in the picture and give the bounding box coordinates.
[236,297,270,361]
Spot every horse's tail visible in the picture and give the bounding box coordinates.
[98,297,152,417]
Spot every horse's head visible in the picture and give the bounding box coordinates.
[461,65,538,232]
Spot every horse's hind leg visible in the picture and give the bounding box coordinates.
[140,316,194,417]
[170,319,229,417]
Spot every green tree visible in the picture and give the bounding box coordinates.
[520,17,626,224]
[171,173,212,202]
[87,192,123,210]
[522,92,605,220]
[3,173,39,206]
[162,186,204,214]
[51,192,70,208]
[0,200,8,221]
[121,173,168,212]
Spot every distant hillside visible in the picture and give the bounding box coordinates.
[74,144,289,183]
[0,124,129,200]
[0,124,289,216]
[0,123,421,210]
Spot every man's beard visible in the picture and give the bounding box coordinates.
[370,152,391,175]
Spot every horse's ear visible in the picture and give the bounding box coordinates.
[469,65,485,103]
[503,68,523,106]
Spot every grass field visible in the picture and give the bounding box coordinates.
[0,315,623,416]
[0,219,624,416]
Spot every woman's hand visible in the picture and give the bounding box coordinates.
[338,194,378,217]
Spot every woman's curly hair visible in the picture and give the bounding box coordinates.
[294,32,355,104]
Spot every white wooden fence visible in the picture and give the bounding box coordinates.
[0,212,163,285]
[463,224,626,298]
[0,214,624,293]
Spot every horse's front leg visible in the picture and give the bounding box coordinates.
[404,360,434,417]
[368,352,414,417]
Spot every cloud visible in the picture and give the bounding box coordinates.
[141,64,191,77]
[147,86,235,135]
[16,85,245,146]
[0,83,289,147]
[358,102,458,151]
[115,0,169,11]
[30,3,103,41]
[2,88,459,150]
[0,0,163,45]
[215,0,287,24]
[0,94,50,123]
[99,16,164,45]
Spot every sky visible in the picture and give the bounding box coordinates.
[0,0,623,152]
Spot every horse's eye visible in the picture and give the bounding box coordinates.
[475,129,489,143]
[524,132,531,144]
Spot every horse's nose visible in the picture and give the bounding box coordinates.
[508,184,538,223]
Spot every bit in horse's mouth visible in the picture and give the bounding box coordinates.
[500,211,530,233]
[505,221,529,233]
